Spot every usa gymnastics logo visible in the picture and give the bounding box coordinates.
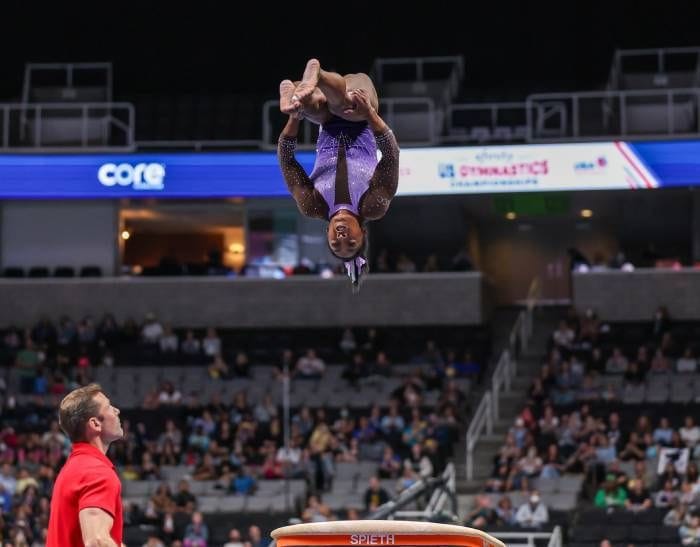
[573,156,608,173]
[438,163,455,178]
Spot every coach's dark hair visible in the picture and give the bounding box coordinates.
[58,383,104,442]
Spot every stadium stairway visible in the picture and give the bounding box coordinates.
[455,306,565,514]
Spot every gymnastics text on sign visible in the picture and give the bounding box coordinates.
[349,534,396,545]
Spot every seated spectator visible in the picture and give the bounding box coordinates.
[655,479,680,508]
[395,253,416,273]
[208,353,230,380]
[149,483,175,518]
[143,534,165,547]
[649,348,671,374]
[625,478,652,512]
[619,432,646,461]
[552,320,575,352]
[605,347,628,374]
[377,445,402,479]
[515,491,549,529]
[594,474,628,508]
[342,352,368,386]
[302,494,333,523]
[202,327,222,357]
[517,446,543,479]
[485,463,513,493]
[653,417,674,446]
[577,374,600,401]
[371,351,393,377]
[451,245,473,271]
[295,349,326,379]
[579,308,601,344]
[677,347,698,373]
[663,499,689,527]
[231,351,250,377]
[403,443,433,480]
[680,416,700,451]
[173,480,197,513]
[495,495,517,526]
[446,350,480,380]
[180,329,201,355]
[248,525,265,547]
[231,466,256,495]
[339,328,357,354]
[223,528,245,547]
[363,476,390,513]
[141,312,164,344]
[183,511,208,547]
[623,361,645,385]
[158,381,182,405]
[680,514,700,546]
[159,325,178,353]
[464,494,497,528]
[423,253,440,272]
[192,453,218,481]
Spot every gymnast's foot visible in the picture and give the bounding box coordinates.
[292,58,320,106]
[279,79,297,114]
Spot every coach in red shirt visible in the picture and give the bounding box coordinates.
[47,383,124,547]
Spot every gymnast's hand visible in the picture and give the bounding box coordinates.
[345,88,375,119]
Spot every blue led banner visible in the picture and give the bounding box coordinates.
[0,152,317,198]
[0,140,699,199]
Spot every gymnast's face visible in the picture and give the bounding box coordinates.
[328,211,363,259]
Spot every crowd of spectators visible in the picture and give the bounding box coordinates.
[0,312,485,545]
[468,304,700,545]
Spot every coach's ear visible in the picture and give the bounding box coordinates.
[88,415,103,433]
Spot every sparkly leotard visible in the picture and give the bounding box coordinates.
[278,116,400,221]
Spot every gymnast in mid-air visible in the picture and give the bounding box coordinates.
[277,59,400,290]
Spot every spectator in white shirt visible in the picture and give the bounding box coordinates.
[159,325,179,353]
[295,349,326,379]
[515,491,549,528]
[202,327,222,357]
[223,528,245,547]
[677,347,698,373]
[680,416,700,448]
[552,321,575,351]
[141,312,164,344]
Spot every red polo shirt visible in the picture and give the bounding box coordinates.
[47,442,123,547]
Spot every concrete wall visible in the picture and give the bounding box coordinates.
[573,269,700,321]
[0,272,484,328]
[1,201,118,275]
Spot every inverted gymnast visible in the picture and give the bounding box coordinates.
[277,59,400,291]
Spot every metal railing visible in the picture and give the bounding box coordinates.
[607,46,700,91]
[525,87,700,141]
[441,101,527,143]
[371,55,465,100]
[0,101,135,151]
[261,96,438,149]
[490,350,515,425]
[465,390,492,481]
[493,525,563,547]
[465,305,534,481]
[22,62,114,104]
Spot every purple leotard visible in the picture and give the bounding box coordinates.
[278,117,399,221]
[310,117,378,217]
